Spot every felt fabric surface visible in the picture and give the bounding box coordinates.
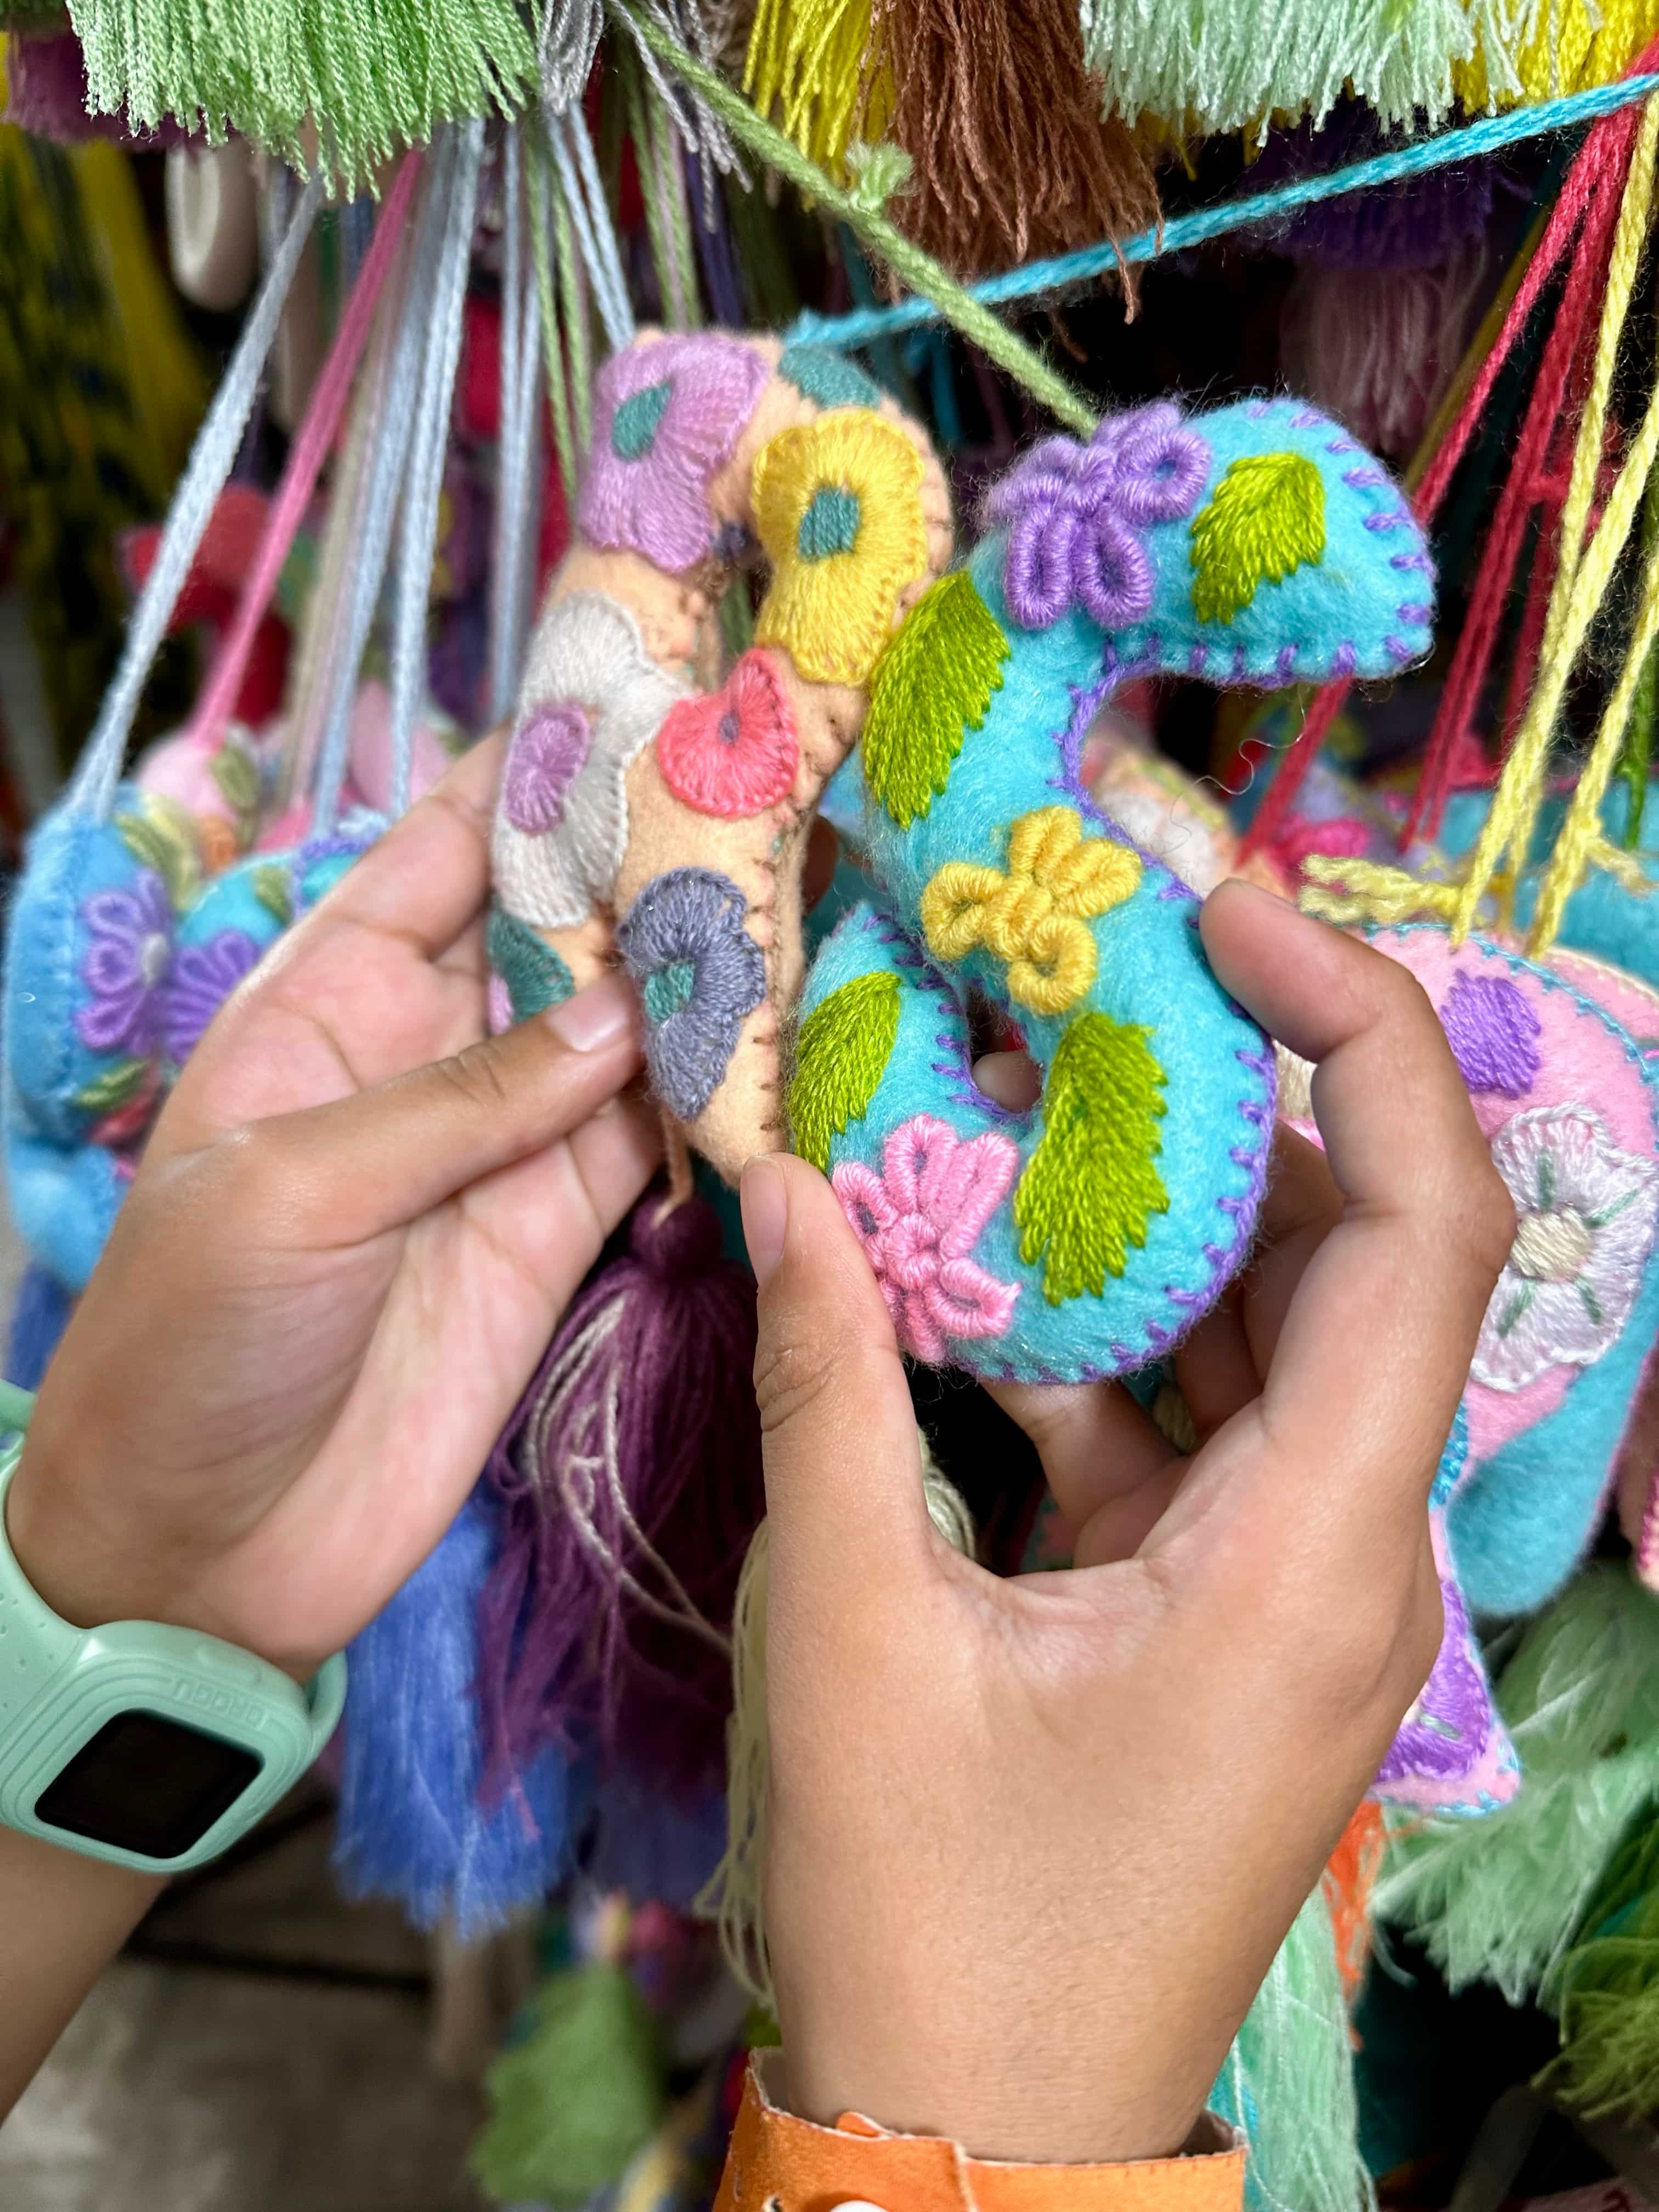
[490,330,954,1183]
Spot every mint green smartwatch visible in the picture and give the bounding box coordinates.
[0,1392,345,1875]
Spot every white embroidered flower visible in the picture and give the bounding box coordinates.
[491,592,686,932]
[1473,1105,1659,1393]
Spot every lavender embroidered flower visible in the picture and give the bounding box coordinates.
[578,335,770,573]
[1474,1105,1659,1393]
[616,867,766,1122]
[984,402,1210,633]
[503,702,592,835]
[75,870,174,1056]
[157,928,262,1064]
[492,594,687,933]
[1374,1568,1492,1786]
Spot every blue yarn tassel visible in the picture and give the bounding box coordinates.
[333,1489,578,1936]
[5,1262,72,1389]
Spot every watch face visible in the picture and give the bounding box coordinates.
[33,1711,263,1861]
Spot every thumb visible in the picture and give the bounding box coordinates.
[240,973,646,1242]
[741,1154,933,1600]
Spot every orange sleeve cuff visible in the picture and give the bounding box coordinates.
[713,2055,1248,2212]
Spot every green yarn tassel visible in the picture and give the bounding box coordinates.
[1077,0,1471,139]
[69,0,536,182]
[1543,1818,1659,2119]
[1375,1566,1659,2006]
[1212,1884,1372,2212]
[471,1957,664,2208]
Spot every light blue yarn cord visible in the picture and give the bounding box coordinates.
[488,125,545,728]
[66,173,325,822]
[549,104,636,351]
[786,71,1659,351]
[313,139,458,836]
[388,119,486,822]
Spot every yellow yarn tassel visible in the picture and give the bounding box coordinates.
[698,1431,974,2008]
[743,0,892,180]
[1460,0,1659,111]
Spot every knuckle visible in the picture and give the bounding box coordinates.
[432,1039,511,1116]
[1302,1550,1443,1724]
[1456,1156,1518,1282]
[752,1321,846,1438]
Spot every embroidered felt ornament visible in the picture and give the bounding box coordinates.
[794,394,1434,1383]
[1278,927,1659,1625]
[488,329,953,1181]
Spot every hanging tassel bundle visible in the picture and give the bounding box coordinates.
[1210,1883,1373,2212]
[742,0,888,180]
[477,1193,765,1808]
[1077,0,1472,143]
[472,1897,666,2208]
[70,0,535,182]
[1374,1566,1659,2006]
[1280,241,1491,462]
[864,0,1160,280]
[334,1492,580,1936]
[1462,0,1659,110]
[1322,1798,1389,2009]
[1544,1818,1659,2120]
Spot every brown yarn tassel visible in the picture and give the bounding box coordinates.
[866,0,1160,287]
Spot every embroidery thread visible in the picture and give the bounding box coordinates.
[863,571,1010,830]
[789,970,901,1171]
[1189,450,1327,624]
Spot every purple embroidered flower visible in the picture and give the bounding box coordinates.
[504,702,592,835]
[578,335,770,573]
[1440,971,1542,1098]
[616,867,766,1122]
[76,871,174,1056]
[984,402,1210,633]
[156,928,263,1064]
[1374,1569,1492,1786]
[1474,1105,1659,1392]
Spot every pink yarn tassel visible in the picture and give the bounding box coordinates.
[477,1195,764,1803]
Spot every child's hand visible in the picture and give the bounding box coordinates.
[741,883,1513,2169]
[7,738,660,1677]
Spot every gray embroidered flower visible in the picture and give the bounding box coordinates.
[1474,1105,1659,1392]
[616,868,766,1121]
[492,592,686,932]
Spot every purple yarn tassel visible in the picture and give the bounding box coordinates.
[477,1193,764,1803]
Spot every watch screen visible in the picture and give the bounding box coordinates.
[33,1712,263,1861]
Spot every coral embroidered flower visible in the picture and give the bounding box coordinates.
[492,594,687,933]
[833,1116,1021,1364]
[919,807,1142,1017]
[1474,1105,1659,1393]
[75,870,174,1056]
[616,867,766,1122]
[984,401,1210,632]
[579,334,770,574]
[157,928,263,1064]
[656,650,798,819]
[753,410,930,687]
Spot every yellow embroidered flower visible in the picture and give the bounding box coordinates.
[920,807,1142,1016]
[752,409,928,687]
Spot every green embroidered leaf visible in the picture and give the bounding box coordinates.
[74,1058,150,1116]
[1189,451,1326,626]
[114,794,199,912]
[1014,1011,1169,1304]
[210,740,260,823]
[487,904,574,1022]
[250,863,294,927]
[864,572,1009,829]
[789,971,901,1171]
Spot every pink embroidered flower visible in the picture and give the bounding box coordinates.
[833,1116,1021,1363]
[1474,1105,1659,1392]
[504,701,592,834]
[578,335,770,574]
[656,651,798,818]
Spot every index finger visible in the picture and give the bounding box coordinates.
[1195,884,1513,1540]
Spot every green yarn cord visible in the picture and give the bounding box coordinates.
[69,0,535,182]
[614,4,1099,437]
[1211,1884,1373,2212]
[472,1958,664,2208]
[1542,1816,1659,2118]
[1375,1566,1659,2007]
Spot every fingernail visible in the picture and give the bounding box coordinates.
[548,973,637,1053]
[740,1156,788,1286]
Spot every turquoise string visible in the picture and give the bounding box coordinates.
[787,73,1659,350]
